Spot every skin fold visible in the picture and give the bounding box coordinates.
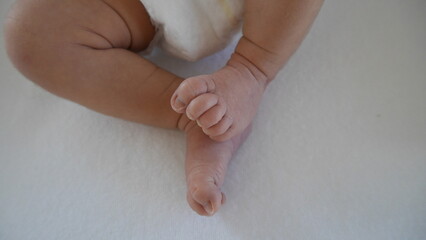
[4,0,323,216]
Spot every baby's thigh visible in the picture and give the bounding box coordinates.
[7,0,154,51]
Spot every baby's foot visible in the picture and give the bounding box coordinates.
[171,54,267,142]
[184,122,251,216]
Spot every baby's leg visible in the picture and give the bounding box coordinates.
[184,122,251,216]
[4,0,245,216]
[5,0,182,128]
[171,0,324,141]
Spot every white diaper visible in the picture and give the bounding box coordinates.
[140,0,244,61]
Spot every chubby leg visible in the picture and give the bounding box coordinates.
[5,0,182,128]
[171,0,324,141]
[4,0,249,216]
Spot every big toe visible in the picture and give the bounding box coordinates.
[187,180,225,216]
[171,75,216,113]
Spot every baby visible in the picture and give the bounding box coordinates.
[4,0,323,216]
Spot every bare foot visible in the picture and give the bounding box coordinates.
[184,122,251,216]
[171,54,267,142]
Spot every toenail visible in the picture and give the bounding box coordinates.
[187,113,195,121]
[174,99,186,109]
[204,202,214,215]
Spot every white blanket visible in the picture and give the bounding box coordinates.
[1,0,426,239]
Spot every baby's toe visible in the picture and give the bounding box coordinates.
[186,93,219,120]
[186,191,210,216]
[204,115,234,141]
[197,98,227,129]
[171,75,216,113]
[188,182,224,216]
[187,191,226,216]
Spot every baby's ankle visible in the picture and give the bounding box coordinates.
[226,53,269,89]
[234,36,285,83]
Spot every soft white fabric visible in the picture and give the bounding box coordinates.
[1,0,426,239]
[141,0,244,61]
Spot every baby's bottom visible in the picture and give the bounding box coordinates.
[5,0,248,216]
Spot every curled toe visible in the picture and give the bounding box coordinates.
[186,93,219,120]
[171,76,216,112]
[197,98,227,128]
[204,115,233,140]
[187,178,223,216]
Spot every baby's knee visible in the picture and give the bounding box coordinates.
[4,0,69,83]
[4,1,41,77]
[4,0,106,83]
